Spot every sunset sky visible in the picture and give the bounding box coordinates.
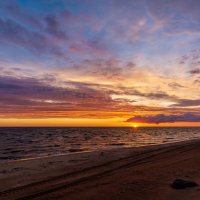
[0,0,200,127]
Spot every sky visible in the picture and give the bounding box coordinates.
[0,0,200,127]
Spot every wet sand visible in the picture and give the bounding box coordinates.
[1,140,200,200]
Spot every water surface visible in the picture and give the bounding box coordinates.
[0,127,199,161]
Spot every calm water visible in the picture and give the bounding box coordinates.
[0,127,200,161]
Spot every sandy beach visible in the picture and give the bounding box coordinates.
[1,140,200,200]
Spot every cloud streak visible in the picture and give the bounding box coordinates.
[171,99,200,107]
[0,75,137,118]
[126,113,200,124]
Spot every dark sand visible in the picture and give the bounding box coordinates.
[1,140,200,200]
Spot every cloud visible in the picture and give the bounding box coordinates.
[113,86,178,101]
[0,76,110,104]
[45,15,68,40]
[171,99,200,107]
[0,75,137,118]
[178,49,200,77]
[2,1,43,29]
[180,49,200,68]
[168,82,185,88]
[0,75,190,119]
[194,77,200,85]
[146,0,200,34]
[69,59,135,81]
[126,113,200,124]
[0,0,199,123]
[0,75,199,119]
[69,39,109,57]
[0,17,65,58]
[189,68,200,75]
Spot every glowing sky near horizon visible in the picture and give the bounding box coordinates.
[0,0,200,126]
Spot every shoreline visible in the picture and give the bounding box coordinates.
[2,137,200,164]
[1,138,200,199]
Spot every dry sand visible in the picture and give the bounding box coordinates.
[1,140,200,200]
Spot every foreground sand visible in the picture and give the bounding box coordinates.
[1,140,200,200]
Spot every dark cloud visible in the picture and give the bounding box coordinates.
[144,92,177,100]
[0,75,191,118]
[0,76,111,104]
[0,75,137,118]
[126,113,200,124]
[178,49,200,78]
[180,50,200,75]
[64,79,178,102]
[114,86,178,101]
[171,99,200,107]
[189,68,200,75]
[168,82,184,88]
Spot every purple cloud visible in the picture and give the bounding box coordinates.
[126,113,200,124]
[171,99,200,107]
[45,15,68,40]
[0,75,138,118]
[189,68,200,75]
[180,49,200,69]
[146,0,200,34]
[0,17,65,58]
[70,59,135,80]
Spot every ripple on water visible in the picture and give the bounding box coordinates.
[0,127,199,161]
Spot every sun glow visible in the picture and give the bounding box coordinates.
[133,124,138,128]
